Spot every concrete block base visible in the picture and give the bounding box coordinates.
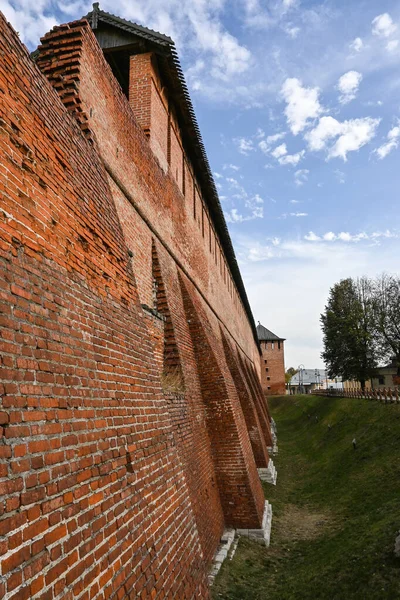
[258,459,277,485]
[237,501,273,547]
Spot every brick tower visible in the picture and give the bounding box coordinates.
[257,323,286,396]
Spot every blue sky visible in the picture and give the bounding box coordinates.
[3,0,400,368]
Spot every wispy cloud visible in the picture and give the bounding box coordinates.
[281,211,308,218]
[234,137,254,155]
[224,177,264,223]
[294,169,309,186]
[278,150,305,166]
[349,37,364,53]
[374,123,400,159]
[304,229,398,243]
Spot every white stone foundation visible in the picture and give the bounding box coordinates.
[236,501,273,547]
[258,459,277,485]
[395,531,400,557]
[208,528,237,585]
[268,418,279,455]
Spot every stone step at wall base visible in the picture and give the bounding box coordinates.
[267,444,279,456]
[258,459,277,485]
[208,528,237,585]
[237,501,273,547]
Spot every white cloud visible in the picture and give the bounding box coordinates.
[187,8,252,82]
[0,0,57,46]
[372,13,397,38]
[306,116,343,151]
[330,118,380,160]
[235,137,254,155]
[278,150,305,166]
[374,124,400,159]
[304,229,398,243]
[281,78,323,135]
[225,209,247,223]
[285,26,300,38]
[304,231,320,241]
[271,143,287,158]
[267,132,286,144]
[223,163,240,171]
[225,191,264,223]
[224,177,264,223]
[258,140,270,154]
[258,132,286,155]
[290,212,308,217]
[349,37,364,52]
[294,169,309,186]
[334,169,345,184]
[306,116,380,161]
[290,199,301,204]
[337,71,362,104]
[386,39,399,52]
[214,172,223,179]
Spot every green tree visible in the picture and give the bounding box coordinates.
[373,273,400,375]
[320,277,378,390]
[285,367,298,384]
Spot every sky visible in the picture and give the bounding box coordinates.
[2,0,400,369]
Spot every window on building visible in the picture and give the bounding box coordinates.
[264,359,267,364]
[378,376,385,385]
[267,376,271,381]
[278,341,281,350]
[265,367,269,373]
[271,342,274,349]
[267,386,271,390]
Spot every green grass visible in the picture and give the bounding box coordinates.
[212,395,400,600]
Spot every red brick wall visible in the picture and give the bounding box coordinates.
[0,14,272,598]
[260,341,286,396]
[0,16,208,599]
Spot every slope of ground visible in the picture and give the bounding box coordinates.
[212,394,400,599]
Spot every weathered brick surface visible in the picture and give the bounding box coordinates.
[0,13,272,599]
[260,341,286,396]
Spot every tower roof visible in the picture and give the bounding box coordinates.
[256,323,285,342]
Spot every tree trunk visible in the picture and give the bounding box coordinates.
[360,380,366,391]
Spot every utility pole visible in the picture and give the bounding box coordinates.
[298,364,305,394]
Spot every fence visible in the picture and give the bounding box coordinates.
[313,387,400,403]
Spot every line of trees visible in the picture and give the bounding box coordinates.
[320,274,400,390]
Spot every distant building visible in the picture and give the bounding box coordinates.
[289,369,343,394]
[257,323,286,395]
[343,357,400,390]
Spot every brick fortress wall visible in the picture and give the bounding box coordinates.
[0,14,272,599]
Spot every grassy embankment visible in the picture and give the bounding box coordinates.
[213,394,400,599]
